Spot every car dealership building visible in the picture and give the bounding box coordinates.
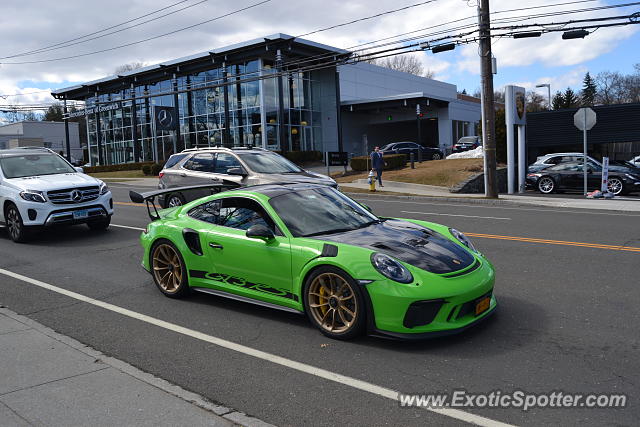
[52,34,481,166]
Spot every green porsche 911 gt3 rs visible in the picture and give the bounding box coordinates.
[130,183,496,340]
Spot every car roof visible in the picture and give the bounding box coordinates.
[226,182,332,198]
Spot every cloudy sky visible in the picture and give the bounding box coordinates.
[0,0,638,109]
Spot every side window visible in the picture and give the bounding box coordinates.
[218,198,276,232]
[188,199,221,224]
[164,154,188,169]
[214,153,242,174]
[184,153,215,172]
[546,157,561,165]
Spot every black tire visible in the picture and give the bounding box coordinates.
[164,193,186,208]
[537,176,555,194]
[607,177,625,196]
[431,152,442,160]
[149,239,190,298]
[5,203,30,243]
[303,266,366,340]
[87,215,111,231]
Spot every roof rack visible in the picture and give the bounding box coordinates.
[180,145,268,153]
[13,147,56,154]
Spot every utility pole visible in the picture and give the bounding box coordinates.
[478,0,498,198]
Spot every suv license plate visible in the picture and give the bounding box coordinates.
[73,210,89,220]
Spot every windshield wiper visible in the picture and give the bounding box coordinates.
[301,227,357,237]
[356,218,384,229]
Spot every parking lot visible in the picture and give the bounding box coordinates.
[1,183,638,426]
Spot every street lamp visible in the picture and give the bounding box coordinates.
[536,83,551,110]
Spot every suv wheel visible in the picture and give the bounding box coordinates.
[165,193,185,208]
[87,215,111,231]
[5,204,30,243]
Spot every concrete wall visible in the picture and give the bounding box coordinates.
[0,121,81,160]
[338,63,457,101]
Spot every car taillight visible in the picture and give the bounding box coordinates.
[158,172,164,178]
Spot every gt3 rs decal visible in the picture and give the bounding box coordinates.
[189,270,298,302]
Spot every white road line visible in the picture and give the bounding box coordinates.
[0,267,513,427]
[401,211,511,220]
[111,224,145,231]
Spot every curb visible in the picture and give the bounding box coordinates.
[0,307,275,427]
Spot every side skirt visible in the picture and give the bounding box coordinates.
[191,287,304,315]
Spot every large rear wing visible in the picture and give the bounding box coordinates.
[129,182,240,221]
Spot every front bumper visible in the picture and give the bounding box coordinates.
[363,257,497,338]
[17,193,114,226]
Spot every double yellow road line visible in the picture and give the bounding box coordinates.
[466,232,640,253]
[114,201,639,253]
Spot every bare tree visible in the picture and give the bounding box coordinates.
[526,91,547,112]
[367,53,434,78]
[595,71,626,105]
[114,61,147,75]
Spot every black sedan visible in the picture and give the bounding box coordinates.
[526,162,640,195]
[379,142,443,160]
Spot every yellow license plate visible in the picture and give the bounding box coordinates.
[475,296,490,316]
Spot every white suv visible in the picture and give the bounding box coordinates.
[0,148,113,243]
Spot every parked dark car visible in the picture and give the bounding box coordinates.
[379,142,443,160]
[452,136,481,153]
[526,162,640,195]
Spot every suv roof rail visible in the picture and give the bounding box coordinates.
[180,145,268,153]
[12,147,56,154]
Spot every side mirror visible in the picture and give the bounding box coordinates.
[227,167,247,176]
[246,224,275,240]
[75,167,84,173]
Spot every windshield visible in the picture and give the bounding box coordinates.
[269,187,380,237]
[236,152,302,174]
[457,137,477,144]
[0,154,76,178]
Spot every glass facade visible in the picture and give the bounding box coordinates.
[85,58,324,165]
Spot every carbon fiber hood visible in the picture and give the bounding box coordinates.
[316,219,475,274]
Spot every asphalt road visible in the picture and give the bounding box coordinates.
[1,184,638,427]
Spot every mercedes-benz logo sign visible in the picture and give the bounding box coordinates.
[157,109,174,128]
[71,190,83,202]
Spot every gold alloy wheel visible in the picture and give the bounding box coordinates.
[152,244,183,293]
[308,273,358,333]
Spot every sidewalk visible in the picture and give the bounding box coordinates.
[0,307,273,427]
[339,180,640,212]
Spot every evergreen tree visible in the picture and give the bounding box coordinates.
[581,72,597,106]
[563,87,579,108]
[551,91,564,110]
[43,103,64,121]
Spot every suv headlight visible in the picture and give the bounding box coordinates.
[371,253,413,283]
[449,228,477,252]
[99,182,110,195]
[20,190,46,203]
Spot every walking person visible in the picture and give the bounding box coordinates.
[370,146,384,187]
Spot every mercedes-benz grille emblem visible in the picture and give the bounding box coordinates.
[157,109,174,128]
[71,190,83,202]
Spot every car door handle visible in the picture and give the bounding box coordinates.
[179,173,187,177]
[208,243,224,249]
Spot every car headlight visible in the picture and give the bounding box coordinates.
[19,190,46,203]
[99,182,110,195]
[449,228,477,252]
[371,253,413,283]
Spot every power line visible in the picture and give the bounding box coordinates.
[0,0,272,65]
[0,0,211,60]
[1,0,195,59]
